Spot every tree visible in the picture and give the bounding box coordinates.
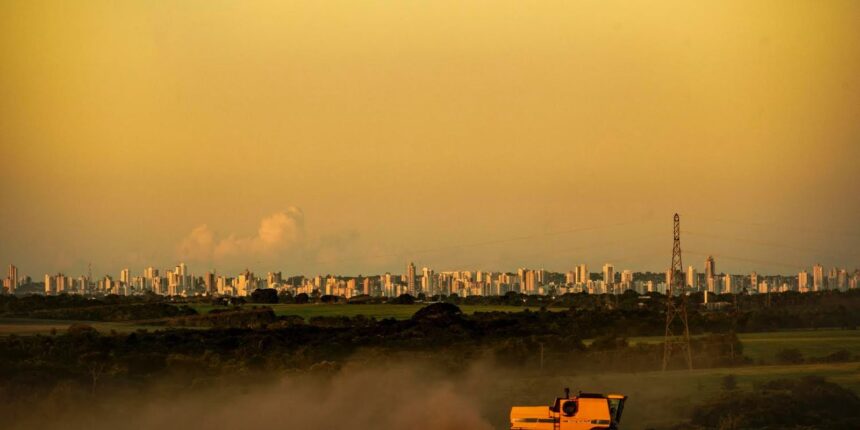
[79,351,114,395]
[295,293,309,304]
[250,288,279,304]
[412,302,462,324]
[392,294,415,305]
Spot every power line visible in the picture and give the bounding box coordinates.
[685,249,803,271]
[311,216,657,268]
[682,230,856,260]
[685,214,860,240]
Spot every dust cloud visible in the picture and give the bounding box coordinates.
[8,357,703,430]
[11,361,496,430]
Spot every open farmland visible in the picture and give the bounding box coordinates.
[501,361,860,430]
[187,303,561,320]
[0,318,167,335]
[612,329,860,363]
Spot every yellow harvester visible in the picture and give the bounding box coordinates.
[510,389,627,430]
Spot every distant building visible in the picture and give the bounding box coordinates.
[576,264,588,284]
[120,268,130,286]
[723,274,733,294]
[704,256,716,281]
[798,270,809,292]
[7,265,18,294]
[813,264,824,291]
[602,264,614,286]
[406,262,416,294]
[686,266,697,290]
[204,272,216,294]
[621,270,633,290]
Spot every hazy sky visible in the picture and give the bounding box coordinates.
[2,1,858,277]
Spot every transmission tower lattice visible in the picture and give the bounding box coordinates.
[662,213,693,371]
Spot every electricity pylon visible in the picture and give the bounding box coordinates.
[662,213,693,371]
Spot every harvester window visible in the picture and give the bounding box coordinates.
[562,401,578,416]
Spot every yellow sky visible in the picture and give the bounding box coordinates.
[1,1,858,276]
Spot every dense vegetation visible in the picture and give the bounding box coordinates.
[0,303,743,416]
[0,294,197,321]
[1,292,859,429]
[3,289,859,331]
[675,376,860,430]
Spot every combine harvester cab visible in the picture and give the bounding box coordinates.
[510,389,627,430]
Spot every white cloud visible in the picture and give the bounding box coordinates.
[177,207,305,264]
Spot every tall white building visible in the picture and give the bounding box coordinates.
[6,265,18,294]
[577,264,588,284]
[798,270,809,292]
[602,264,614,286]
[406,262,416,294]
[813,264,824,291]
[723,274,733,294]
[620,270,633,291]
[686,266,697,290]
[705,256,716,280]
[421,267,433,294]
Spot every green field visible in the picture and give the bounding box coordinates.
[0,318,167,336]
[517,362,860,429]
[614,329,860,363]
[188,303,557,320]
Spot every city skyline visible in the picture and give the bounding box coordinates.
[2,1,860,276]
[6,254,858,299]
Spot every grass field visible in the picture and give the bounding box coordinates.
[615,329,860,363]
[0,318,166,336]
[518,361,860,429]
[188,303,558,320]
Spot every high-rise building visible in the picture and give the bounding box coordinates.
[519,269,538,293]
[602,264,614,286]
[723,274,733,294]
[812,264,824,291]
[620,270,633,289]
[421,267,433,294]
[565,271,576,286]
[798,270,809,292]
[750,272,758,294]
[704,256,716,280]
[237,269,253,296]
[267,271,282,288]
[686,266,697,290]
[837,269,848,291]
[362,277,371,295]
[577,264,588,284]
[45,274,54,295]
[406,262,416,293]
[56,274,68,294]
[7,265,18,294]
[204,272,216,294]
[120,268,130,286]
[384,272,393,296]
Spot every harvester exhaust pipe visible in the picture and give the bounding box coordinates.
[564,387,570,398]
